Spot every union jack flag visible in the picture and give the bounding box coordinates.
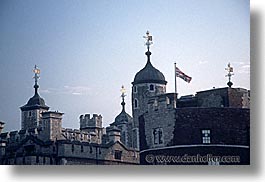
[175,67,192,83]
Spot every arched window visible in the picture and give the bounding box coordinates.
[133,86,137,93]
[149,84,154,91]
[153,128,163,145]
[134,99,138,109]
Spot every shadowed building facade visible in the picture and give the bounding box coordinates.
[131,32,250,165]
[0,32,250,165]
[0,66,139,165]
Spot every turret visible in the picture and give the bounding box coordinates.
[131,31,167,149]
[39,111,63,141]
[20,65,49,130]
[79,113,103,144]
[110,86,133,147]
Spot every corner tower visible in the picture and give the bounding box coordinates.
[131,31,167,149]
[20,65,49,130]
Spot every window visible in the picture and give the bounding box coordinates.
[166,97,170,105]
[36,156,39,164]
[90,146,93,153]
[133,86,137,93]
[202,129,211,144]
[149,84,155,91]
[153,128,163,145]
[114,150,122,160]
[81,145,84,153]
[153,99,158,111]
[28,111,32,117]
[134,99,138,109]
[72,144,75,152]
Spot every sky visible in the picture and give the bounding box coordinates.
[0,0,249,131]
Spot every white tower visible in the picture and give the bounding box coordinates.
[131,31,167,149]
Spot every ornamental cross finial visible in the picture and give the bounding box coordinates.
[225,62,234,88]
[143,30,153,51]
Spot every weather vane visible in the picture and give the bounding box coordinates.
[120,85,126,111]
[225,62,234,88]
[143,30,153,51]
[120,85,126,99]
[33,65,40,87]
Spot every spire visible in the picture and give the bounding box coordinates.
[143,30,153,64]
[33,65,40,95]
[120,85,126,112]
[225,62,234,88]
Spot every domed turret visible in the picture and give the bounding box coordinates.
[20,66,49,111]
[111,86,133,126]
[20,92,49,111]
[133,52,167,85]
[131,31,167,149]
[20,65,49,130]
[110,86,133,147]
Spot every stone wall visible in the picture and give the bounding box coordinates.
[140,107,250,150]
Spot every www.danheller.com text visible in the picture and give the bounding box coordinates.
[145,154,240,164]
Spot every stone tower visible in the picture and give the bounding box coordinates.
[20,65,49,130]
[110,86,133,148]
[131,31,167,149]
[39,111,63,141]
[79,114,103,144]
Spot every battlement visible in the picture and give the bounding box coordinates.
[147,93,177,112]
[79,113,103,130]
[0,128,41,144]
[61,128,91,142]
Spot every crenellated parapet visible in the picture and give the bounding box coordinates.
[0,127,41,144]
[147,93,177,112]
[61,128,91,143]
[79,113,102,130]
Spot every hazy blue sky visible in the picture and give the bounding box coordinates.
[0,0,249,131]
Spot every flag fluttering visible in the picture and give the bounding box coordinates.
[175,66,192,83]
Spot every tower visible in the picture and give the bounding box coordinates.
[79,114,103,144]
[20,65,49,130]
[131,31,167,149]
[110,86,133,147]
[39,111,63,141]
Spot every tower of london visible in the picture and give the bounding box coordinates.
[0,32,250,165]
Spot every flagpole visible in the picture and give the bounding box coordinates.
[174,62,177,108]
[174,62,177,95]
